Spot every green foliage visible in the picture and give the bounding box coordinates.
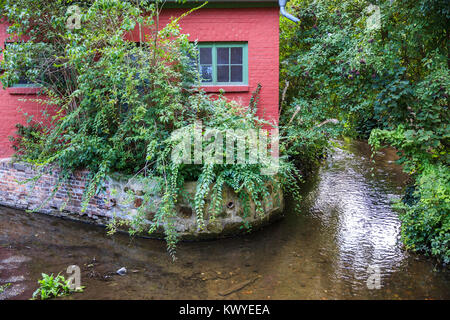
[0,282,11,293]
[1,0,301,259]
[278,97,339,172]
[279,1,348,171]
[392,164,450,264]
[32,273,78,300]
[281,0,449,137]
[281,0,449,262]
[370,123,449,263]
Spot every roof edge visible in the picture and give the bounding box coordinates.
[156,1,278,9]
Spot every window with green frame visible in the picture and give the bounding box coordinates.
[2,41,42,87]
[197,43,248,85]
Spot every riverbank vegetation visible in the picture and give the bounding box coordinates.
[280,0,449,263]
[1,0,448,264]
[32,273,81,300]
[0,0,301,258]
[0,282,11,293]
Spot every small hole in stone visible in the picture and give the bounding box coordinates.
[134,198,143,208]
[227,201,235,209]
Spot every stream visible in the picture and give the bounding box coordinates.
[0,139,449,300]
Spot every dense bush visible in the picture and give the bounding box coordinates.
[393,164,449,263]
[370,124,449,263]
[1,0,301,258]
[281,0,449,262]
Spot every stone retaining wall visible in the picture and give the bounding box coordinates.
[0,158,284,239]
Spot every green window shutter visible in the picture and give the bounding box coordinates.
[197,42,248,86]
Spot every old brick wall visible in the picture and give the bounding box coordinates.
[0,158,113,223]
[0,158,284,239]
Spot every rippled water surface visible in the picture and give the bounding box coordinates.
[1,139,449,299]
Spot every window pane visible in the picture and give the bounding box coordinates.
[201,65,213,82]
[18,76,31,84]
[217,66,229,82]
[199,47,212,64]
[217,48,229,64]
[231,66,243,82]
[231,47,243,64]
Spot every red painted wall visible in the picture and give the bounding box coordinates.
[0,7,280,158]
[0,21,48,158]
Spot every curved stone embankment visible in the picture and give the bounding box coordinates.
[0,159,284,240]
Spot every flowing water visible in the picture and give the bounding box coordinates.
[0,139,449,300]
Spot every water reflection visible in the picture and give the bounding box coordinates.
[309,141,407,291]
[0,139,449,299]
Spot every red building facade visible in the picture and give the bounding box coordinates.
[0,1,295,158]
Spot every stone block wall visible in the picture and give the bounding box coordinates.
[0,158,284,239]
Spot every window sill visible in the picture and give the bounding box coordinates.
[7,85,42,95]
[198,85,249,93]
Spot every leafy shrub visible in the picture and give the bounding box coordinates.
[393,164,450,264]
[281,0,449,262]
[1,0,301,258]
[32,273,78,300]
